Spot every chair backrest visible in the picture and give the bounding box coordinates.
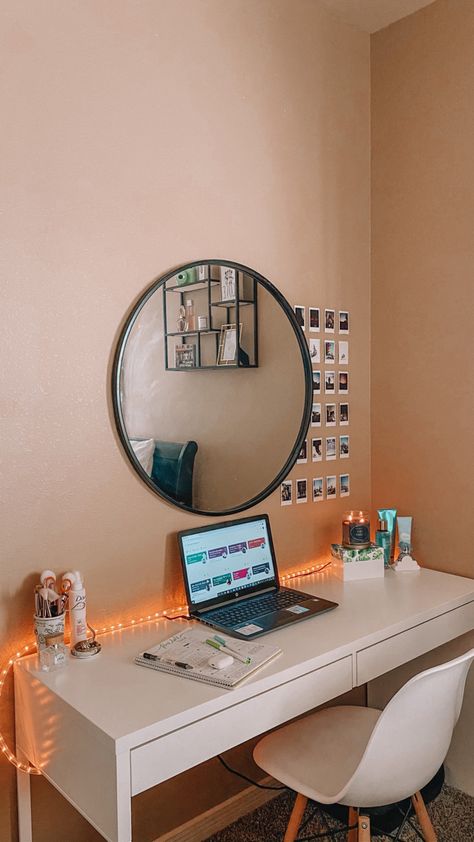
[151,440,198,507]
[342,648,474,808]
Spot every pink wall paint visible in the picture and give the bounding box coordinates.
[1,1,370,838]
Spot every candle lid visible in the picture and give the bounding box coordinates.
[71,639,102,658]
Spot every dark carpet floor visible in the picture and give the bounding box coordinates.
[207,784,474,841]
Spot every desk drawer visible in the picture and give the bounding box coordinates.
[131,655,352,795]
[356,601,474,686]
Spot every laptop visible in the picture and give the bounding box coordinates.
[177,514,338,639]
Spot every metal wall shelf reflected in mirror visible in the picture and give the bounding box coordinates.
[112,259,312,515]
[163,264,258,371]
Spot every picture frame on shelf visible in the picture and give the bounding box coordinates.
[217,323,243,366]
[175,344,196,369]
[220,266,237,301]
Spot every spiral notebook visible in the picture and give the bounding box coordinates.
[134,626,281,688]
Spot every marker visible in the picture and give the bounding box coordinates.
[143,652,193,670]
[206,638,251,665]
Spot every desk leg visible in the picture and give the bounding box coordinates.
[16,747,33,842]
[116,751,132,842]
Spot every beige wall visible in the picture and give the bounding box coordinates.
[1,1,370,839]
[371,0,474,794]
[371,0,474,578]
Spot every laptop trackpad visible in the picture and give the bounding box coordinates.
[234,605,311,634]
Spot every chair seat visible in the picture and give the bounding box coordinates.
[254,705,381,804]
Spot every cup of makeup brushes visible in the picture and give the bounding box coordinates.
[34,614,66,651]
[34,614,65,651]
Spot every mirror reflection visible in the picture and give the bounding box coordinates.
[113,261,311,514]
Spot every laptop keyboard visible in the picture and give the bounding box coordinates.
[202,589,309,626]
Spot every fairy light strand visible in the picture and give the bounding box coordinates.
[0,561,331,774]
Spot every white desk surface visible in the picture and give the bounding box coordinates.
[15,568,474,753]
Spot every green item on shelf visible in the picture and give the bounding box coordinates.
[176,268,197,286]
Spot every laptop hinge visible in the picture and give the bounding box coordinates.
[194,585,278,614]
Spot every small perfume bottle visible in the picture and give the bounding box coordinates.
[375,519,391,567]
[40,633,67,672]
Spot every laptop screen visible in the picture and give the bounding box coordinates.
[178,515,278,608]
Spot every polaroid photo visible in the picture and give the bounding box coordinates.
[338,371,349,394]
[296,478,308,504]
[325,309,335,333]
[294,305,305,332]
[326,476,337,499]
[312,477,324,502]
[309,338,321,364]
[340,435,350,459]
[312,437,322,462]
[309,307,320,332]
[297,439,308,464]
[312,370,321,394]
[324,339,336,364]
[326,436,336,460]
[338,340,349,364]
[340,474,350,497]
[339,402,349,426]
[325,403,336,427]
[339,310,349,334]
[325,371,335,394]
[311,403,321,427]
[281,480,293,506]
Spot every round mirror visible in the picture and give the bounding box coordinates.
[112,260,312,515]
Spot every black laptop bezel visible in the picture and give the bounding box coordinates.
[178,514,281,614]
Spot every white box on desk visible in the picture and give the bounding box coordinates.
[331,544,385,581]
[332,556,385,581]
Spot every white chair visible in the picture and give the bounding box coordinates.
[253,649,474,841]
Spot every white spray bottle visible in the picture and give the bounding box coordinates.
[69,570,88,648]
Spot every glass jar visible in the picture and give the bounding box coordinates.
[342,510,371,549]
[40,632,67,672]
[184,299,195,332]
[176,305,186,333]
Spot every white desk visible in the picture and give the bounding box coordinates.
[14,569,474,842]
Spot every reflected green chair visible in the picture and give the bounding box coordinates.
[151,441,198,507]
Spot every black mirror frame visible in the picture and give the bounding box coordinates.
[112,259,313,516]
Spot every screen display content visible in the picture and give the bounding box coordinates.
[181,518,276,605]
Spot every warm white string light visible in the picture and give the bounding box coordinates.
[0,562,331,774]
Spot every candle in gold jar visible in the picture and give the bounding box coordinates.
[342,510,370,549]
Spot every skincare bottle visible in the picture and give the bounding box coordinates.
[184,300,195,332]
[396,516,413,562]
[377,508,397,563]
[69,571,88,648]
[375,519,391,568]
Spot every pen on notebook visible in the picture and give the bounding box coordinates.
[143,652,193,670]
[206,638,251,665]
[213,634,253,663]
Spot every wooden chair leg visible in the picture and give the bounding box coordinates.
[348,807,358,842]
[358,813,371,842]
[284,792,308,842]
[411,791,437,842]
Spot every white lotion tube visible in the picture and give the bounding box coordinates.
[69,570,87,647]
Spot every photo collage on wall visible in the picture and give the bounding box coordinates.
[281,306,350,505]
